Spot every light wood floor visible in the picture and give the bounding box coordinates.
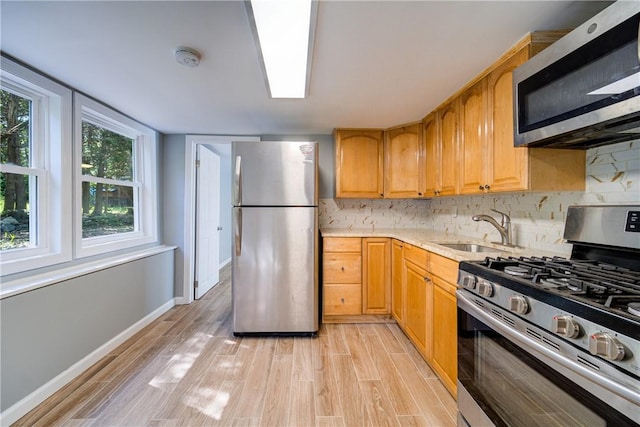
[14,265,457,426]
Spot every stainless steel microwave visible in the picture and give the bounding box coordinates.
[513,1,640,148]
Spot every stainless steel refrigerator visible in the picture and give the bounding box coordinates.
[231,141,318,335]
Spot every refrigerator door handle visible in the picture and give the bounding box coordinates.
[234,208,242,256]
[234,155,242,206]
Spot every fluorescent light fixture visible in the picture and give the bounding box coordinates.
[248,0,315,98]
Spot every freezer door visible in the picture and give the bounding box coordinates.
[232,141,317,206]
[232,206,318,333]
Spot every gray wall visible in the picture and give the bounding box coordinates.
[162,134,187,297]
[0,249,175,412]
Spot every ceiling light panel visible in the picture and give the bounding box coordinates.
[249,0,314,98]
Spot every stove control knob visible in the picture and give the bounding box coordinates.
[552,315,580,339]
[589,333,625,361]
[477,280,493,297]
[508,295,529,314]
[461,275,476,290]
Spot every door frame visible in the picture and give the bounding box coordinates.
[181,135,259,304]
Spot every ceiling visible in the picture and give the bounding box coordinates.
[1,1,612,136]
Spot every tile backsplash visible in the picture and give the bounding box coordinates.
[319,139,639,256]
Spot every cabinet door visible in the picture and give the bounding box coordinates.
[431,276,457,396]
[385,123,424,198]
[423,112,439,197]
[438,101,458,196]
[404,260,431,358]
[362,238,391,314]
[335,129,384,198]
[391,240,404,324]
[459,79,487,195]
[487,47,529,192]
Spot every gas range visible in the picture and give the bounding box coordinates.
[458,255,640,379]
[457,205,640,425]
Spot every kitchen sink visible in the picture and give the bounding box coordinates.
[436,243,501,253]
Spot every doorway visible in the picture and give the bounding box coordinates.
[182,135,259,304]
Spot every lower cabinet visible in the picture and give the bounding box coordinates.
[391,240,405,325]
[404,258,431,358]
[323,237,391,321]
[362,238,391,314]
[323,237,362,317]
[393,244,459,397]
[431,274,458,395]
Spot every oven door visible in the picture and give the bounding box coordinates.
[457,291,640,427]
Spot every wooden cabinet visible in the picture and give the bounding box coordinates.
[334,129,384,198]
[486,46,585,193]
[391,240,405,325]
[429,253,459,396]
[459,78,488,194]
[362,238,391,314]
[390,243,459,398]
[431,277,458,396]
[424,101,459,197]
[423,113,439,198]
[384,122,425,198]
[458,39,585,195]
[403,250,431,358]
[439,101,460,197]
[323,237,362,316]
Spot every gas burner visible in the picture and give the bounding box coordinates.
[628,303,640,317]
[504,266,532,278]
[540,277,571,289]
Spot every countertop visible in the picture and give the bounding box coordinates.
[320,228,565,262]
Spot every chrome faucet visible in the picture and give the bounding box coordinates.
[472,209,513,246]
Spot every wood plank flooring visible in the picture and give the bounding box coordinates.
[14,265,457,426]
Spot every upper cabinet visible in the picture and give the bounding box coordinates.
[334,129,384,198]
[384,122,425,198]
[459,79,487,194]
[335,32,585,200]
[454,33,585,195]
[423,103,459,197]
[486,46,585,193]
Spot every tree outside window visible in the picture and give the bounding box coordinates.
[81,121,135,238]
[1,89,33,250]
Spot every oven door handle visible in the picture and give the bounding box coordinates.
[457,292,640,408]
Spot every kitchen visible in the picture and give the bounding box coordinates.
[1,1,639,426]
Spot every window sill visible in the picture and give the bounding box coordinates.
[0,245,177,300]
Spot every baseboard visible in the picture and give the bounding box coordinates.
[219,257,231,269]
[0,298,176,426]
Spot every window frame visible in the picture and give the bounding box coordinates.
[73,93,158,258]
[0,57,72,275]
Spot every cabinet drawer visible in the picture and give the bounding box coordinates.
[403,243,429,269]
[324,285,362,315]
[323,253,362,284]
[430,253,459,285]
[324,237,362,252]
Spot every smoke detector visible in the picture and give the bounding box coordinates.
[175,46,201,68]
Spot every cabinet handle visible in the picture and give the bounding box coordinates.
[341,266,345,271]
[484,184,490,190]
[479,185,483,191]
[424,277,431,282]
[380,193,384,197]
[418,192,422,196]
[341,298,345,304]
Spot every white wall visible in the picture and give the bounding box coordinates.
[319,139,640,256]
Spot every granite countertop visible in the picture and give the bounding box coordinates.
[320,228,565,262]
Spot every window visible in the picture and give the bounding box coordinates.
[0,57,72,275]
[0,57,159,277]
[74,94,158,258]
